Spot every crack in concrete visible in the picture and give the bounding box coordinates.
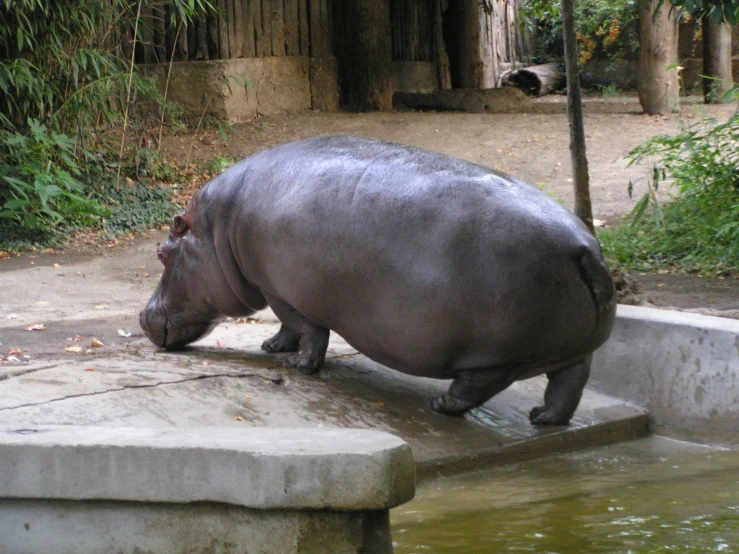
[0,371,271,412]
[0,364,59,382]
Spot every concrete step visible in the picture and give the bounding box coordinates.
[0,318,648,479]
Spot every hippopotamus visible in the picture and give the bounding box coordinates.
[140,136,615,425]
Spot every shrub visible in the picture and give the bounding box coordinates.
[0,0,211,246]
[600,108,739,276]
[524,0,639,65]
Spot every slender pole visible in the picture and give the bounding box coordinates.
[157,21,184,153]
[560,0,594,234]
[117,0,144,188]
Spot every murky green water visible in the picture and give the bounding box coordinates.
[391,437,739,553]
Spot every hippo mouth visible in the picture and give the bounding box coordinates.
[139,307,219,350]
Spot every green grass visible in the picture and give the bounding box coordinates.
[600,104,739,277]
[600,188,739,276]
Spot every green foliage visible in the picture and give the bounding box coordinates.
[0,119,107,230]
[600,105,739,276]
[666,0,739,24]
[597,83,620,97]
[0,0,213,245]
[198,155,237,178]
[96,180,178,236]
[525,0,639,65]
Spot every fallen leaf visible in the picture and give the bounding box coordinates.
[85,349,93,354]
[375,401,385,408]
[25,323,46,331]
[90,338,104,348]
[22,355,32,359]
[36,301,48,305]
[8,346,21,355]
[85,367,95,372]
[53,263,60,268]
[0,251,9,259]
[143,273,150,278]
[6,355,20,362]
[243,394,250,399]
[593,219,606,228]
[233,415,244,421]
[74,335,83,342]
[202,361,210,366]
[65,345,82,353]
[94,305,109,310]
[216,341,224,347]
[117,329,132,338]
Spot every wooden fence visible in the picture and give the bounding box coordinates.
[123,0,332,64]
[392,0,435,62]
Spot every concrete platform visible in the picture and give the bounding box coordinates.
[0,426,414,509]
[0,315,649,479]
[0,426,412,554]
[0,235,650,479]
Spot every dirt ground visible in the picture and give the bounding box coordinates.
[3,94,739,315]
[162,94,736,228]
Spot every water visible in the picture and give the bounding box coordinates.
[391,437,739,553]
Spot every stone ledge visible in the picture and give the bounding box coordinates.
[592,305,739,444]
[0,426,415,510]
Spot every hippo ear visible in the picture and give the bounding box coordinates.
[172,213,188,237]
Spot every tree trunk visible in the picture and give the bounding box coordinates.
[703,17,733,103]
[433,0,452,90]
[638,0,679,115]
[337,0,393,111]
[561,0,594,234]
[506,63,565,96]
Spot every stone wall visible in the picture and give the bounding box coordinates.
[591,305,739,445]
[147,56,339,123]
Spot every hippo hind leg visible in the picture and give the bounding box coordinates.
[431,370,513,416]
[264,294,329,375]
[262,324,300,353]
[529,355,591,426]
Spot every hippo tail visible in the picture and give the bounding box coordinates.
[578,248,615,314]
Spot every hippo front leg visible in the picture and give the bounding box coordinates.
[529,356,591,426]
[264,294,329,375]
[262,324,300,353]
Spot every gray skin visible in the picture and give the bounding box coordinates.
[140,136,616,425]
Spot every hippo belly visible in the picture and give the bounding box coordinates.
[140,135,616,425]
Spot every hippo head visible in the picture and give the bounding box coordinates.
[140,212,226,350]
